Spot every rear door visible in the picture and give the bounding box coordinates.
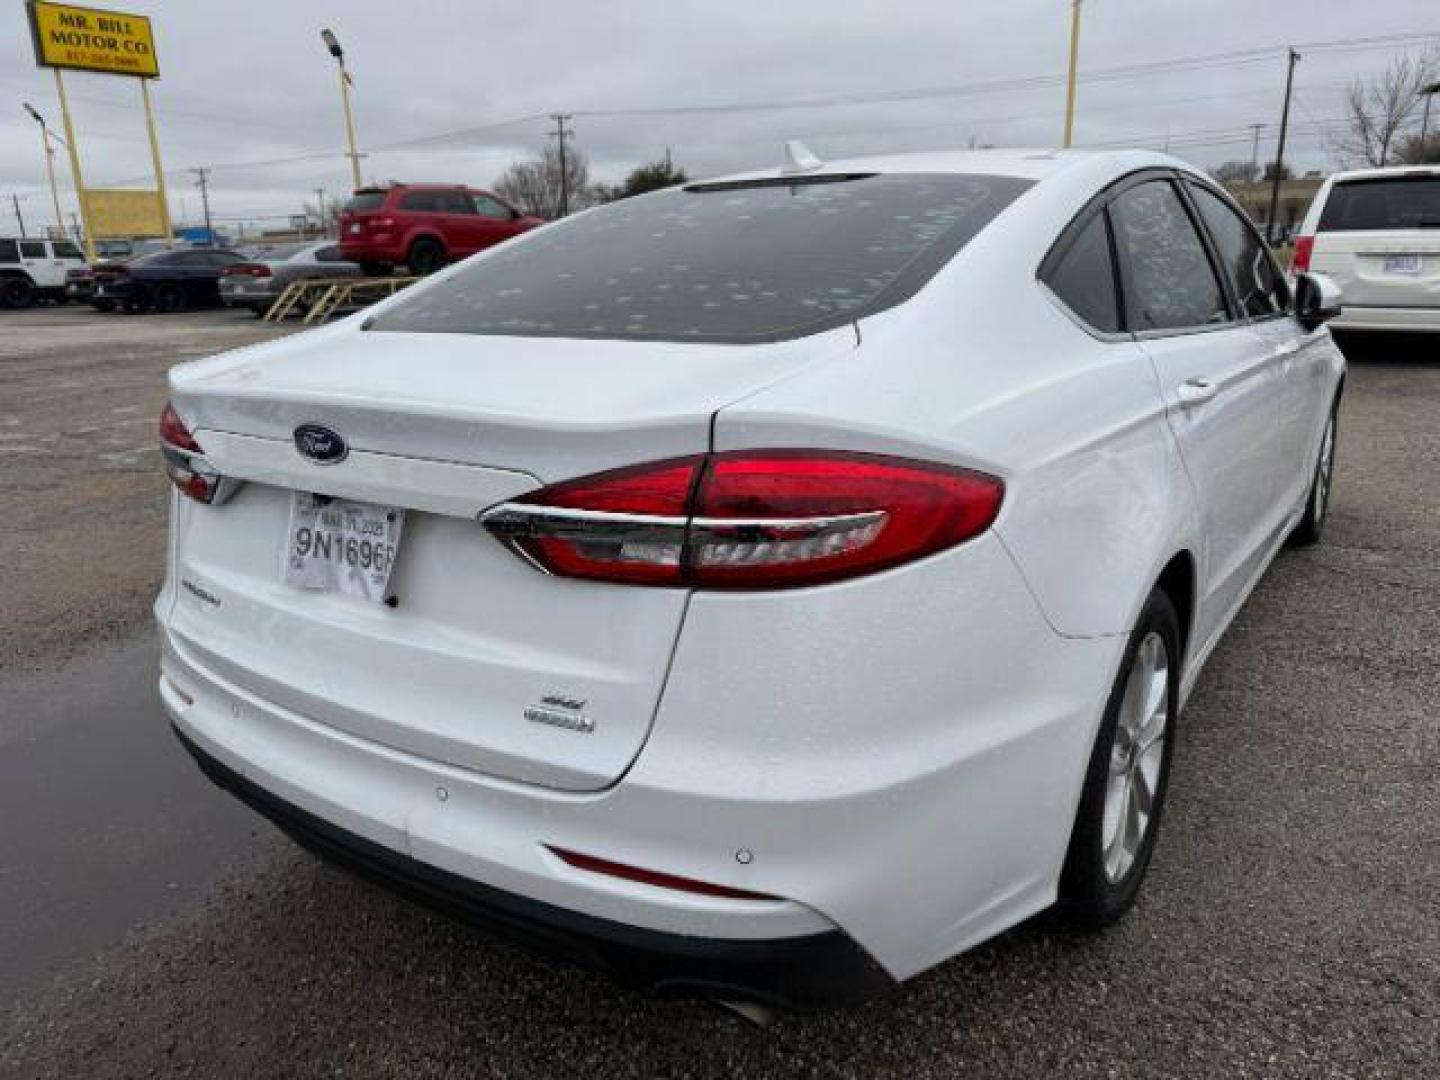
[1113,175,1289,648]
[1310,173,1440,308]
[18,239,60,288]
[1184,179,1328,513]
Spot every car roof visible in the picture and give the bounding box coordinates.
[690,147,1187,187]
[1326,164,1440,183]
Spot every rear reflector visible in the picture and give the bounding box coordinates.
[547,846,779,901]
[482,450,1003,590]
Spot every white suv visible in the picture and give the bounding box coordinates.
[1293,165,1440,333]
[0,236,86,308]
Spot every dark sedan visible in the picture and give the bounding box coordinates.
[92,248,247,313]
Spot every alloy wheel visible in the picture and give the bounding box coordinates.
[1101,631,1169,884]
[1313,414,1336,524]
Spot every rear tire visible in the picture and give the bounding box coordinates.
[1057,588,1180,928]
[405,237,446,276]
[91,300,115,313]
[152,282,184,313]
[1288,401,1339,547]
[1,277,35,309]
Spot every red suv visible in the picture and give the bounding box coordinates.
[339,184,543,275]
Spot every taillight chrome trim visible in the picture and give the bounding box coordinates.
[159,443,241,506]
[479,502,890,581]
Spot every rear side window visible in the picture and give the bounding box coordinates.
[1187,183,1288,318]
[0,240,18,262]
[1319,177,1440,231]
[1111,180,1228,332]
[436,190,473,214]
[346,191,387,213]
[19,240,46,259]
[399,191,441,212]
[316,246,347,262]
[473,194,512,219]
[370,172,1033,343]
[52,241,83,259]
[1041,211,1121,333]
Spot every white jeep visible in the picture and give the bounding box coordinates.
[0,236,86,309]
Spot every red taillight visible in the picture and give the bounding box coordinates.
[158,401,224,504]
[483,450,1004,590]
[159,401,201,451]
[1292,235,1314,273]
[547,846,779,901]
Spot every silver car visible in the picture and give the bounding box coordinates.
[218,241,362,314]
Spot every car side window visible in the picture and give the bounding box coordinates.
[438,190,474,214]
[472,194,512,219]
[316,246,345,262]
[19,240,47,259]
[399,191,438,212]
[1185,182,1288,318]
[1041,210,1121,333]
[52,241,83,259]
[0,239,19,262]
[1110,180,1229,332]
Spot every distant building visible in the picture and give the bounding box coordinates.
[1219,175,1325,238]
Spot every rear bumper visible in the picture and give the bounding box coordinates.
[1332,305,1440,332]
[219,283,280,306]
[340,239,402,264]
[172,722,892,1009]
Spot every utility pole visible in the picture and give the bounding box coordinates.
[190,167,213,241]
[1265,48,1300,245]
[1248,123,1264,180]
[314,187,327,237]
[1062,0,1083,148]
[551,113,573,218]
[1421,81,1440,146]
[10,194,26,236]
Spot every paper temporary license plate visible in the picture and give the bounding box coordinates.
[1383,254,1422,275]
[283,492,405,603]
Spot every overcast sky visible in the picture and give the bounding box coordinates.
[2,0,1437,236]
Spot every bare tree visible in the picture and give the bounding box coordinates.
[1330,52,1439,168]
[1211,161,1257,186]
[494,144,600,219]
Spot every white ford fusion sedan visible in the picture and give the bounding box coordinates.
[156,148,1345,1010]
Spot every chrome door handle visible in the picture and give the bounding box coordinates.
[1175,377,1218,407]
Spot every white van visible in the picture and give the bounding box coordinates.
[0,236,87,308]
[1293,165,1440,333]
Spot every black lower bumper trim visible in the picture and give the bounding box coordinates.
[172,725,894,1010]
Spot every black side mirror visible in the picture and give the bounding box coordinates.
[1294,272,1342,332]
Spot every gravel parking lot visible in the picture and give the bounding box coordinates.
[1,309,1436,1078]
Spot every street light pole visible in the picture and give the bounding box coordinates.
[1062,0,1083,148]
[23,104,65,239]
[321,29,363,192]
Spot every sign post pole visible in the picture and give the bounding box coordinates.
[51,68,96,260]
[138,78,173,246]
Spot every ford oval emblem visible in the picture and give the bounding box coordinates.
[293,423,348,465]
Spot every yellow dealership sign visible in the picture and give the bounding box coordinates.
[26,1,159,78]
[82,189,166,238]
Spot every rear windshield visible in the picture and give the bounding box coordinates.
[368,172,1033,343]
[345,191,388,213]
[1319,177,1440,231]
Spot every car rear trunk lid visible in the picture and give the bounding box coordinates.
[166,326,855,791]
